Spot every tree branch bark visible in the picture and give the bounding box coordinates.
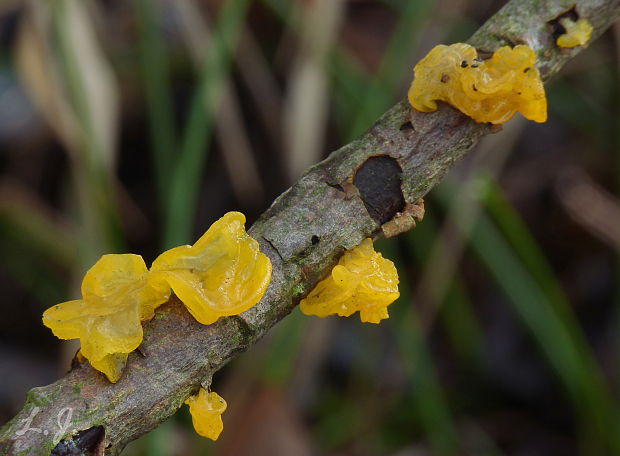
[2,0,619,454]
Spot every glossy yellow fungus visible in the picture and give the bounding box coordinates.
[408,43,547,124]
[185,388,227,440]
[556,17,592,48]
[300,238,399,323]
[150,212,272,325]
[42,254,170,382]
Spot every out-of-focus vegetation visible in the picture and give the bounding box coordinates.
[1,0,619,454]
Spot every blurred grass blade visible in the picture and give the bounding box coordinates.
[614,21,620,395]
[261,0,363,144]
[134,0,177,205]
[346,0,435,139]
[235,29,282,150]
[260,310,308,386]
[144,417,175,456]
[554,167,620,250]
[394,308,458,456]
[51,0,123,260]
[15,0,119,167]
[480,177,571,306]
[17,0,122,264]
[548,80,608,148]
[173,0,265,208]
[50,0,119,170]
[16,13,80,158]
[436,181,620,453]
[0,237,67,306]
[406,222,484,364]
[0,183,73,305]
[479,175,618,406]
[380,240,459,456]
[163,0,251,247]
[0,182,75,269]
[283,0,345,180]
[413,119,525,334]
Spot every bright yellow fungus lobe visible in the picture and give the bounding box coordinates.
[300,238,399,323]
[408,43,547,124]
[185,388,227,440]
[556,17,593,48]
[150,212,272,325]
[42,254,170,382]
[42,211,271,382]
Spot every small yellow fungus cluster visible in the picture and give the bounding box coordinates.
[300,239,399,323]
[408,43,547,124]
[556,17,592,48]
[43,212,271,382]
[185,388,227,440]
[149,212,272,325]
[42,254,169,382]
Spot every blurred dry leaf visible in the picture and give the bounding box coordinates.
[16,0,119,168]
[555,167,620,250]
[283,0,346,180]
[16,7,80,158]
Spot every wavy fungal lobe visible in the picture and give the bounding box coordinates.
[300,238,399,324]
[408,43,547,125]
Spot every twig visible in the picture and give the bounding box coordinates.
[2,0,619,454]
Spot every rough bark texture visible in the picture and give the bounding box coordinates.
[2,0,620,454]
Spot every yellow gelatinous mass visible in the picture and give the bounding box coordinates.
[150,212,272,325]
[408,43,547,124]
[557,17,592,48]
[42,254,170,382]
[185,388,227,440]
[300,238,399,323]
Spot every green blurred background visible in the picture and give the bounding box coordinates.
[1,0,619,454]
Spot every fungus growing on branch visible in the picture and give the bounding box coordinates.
[556,17,592,48]
[42,254,170,382]
[185,388,227,440]
[150,212,272,325]
[42,211,272,382]
[300,239,399,323]
[408,43,547,124]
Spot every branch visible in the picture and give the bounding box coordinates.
[2,0,619,454]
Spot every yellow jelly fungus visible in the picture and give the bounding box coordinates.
[150,212,272,325]
[408,43,547,124]
[556,17,593,48]
[185,388,227,440]
[300,238,399,323]
[42,254,170,382]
